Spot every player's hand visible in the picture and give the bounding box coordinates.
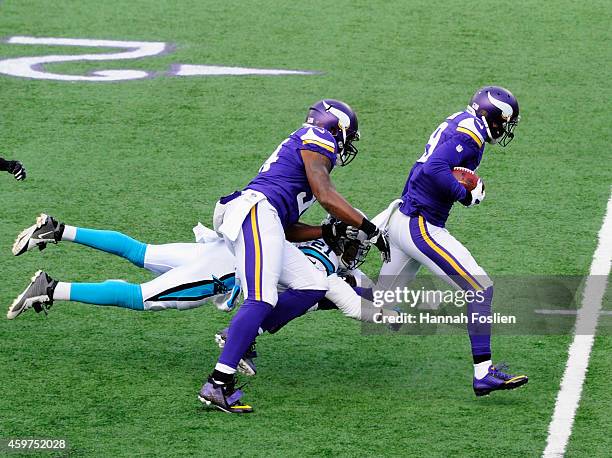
[336,269,357,287]
[460,179,485,207]
[7,161,26,181]
[346,218,391,263]
[370,229,391,263]
[321,218,347,255]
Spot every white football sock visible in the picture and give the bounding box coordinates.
[474,360,492,379]
[214,363,236,376]
[61,225,77,242]
[53,282,71,301]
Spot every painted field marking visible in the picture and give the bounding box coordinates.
[0,36,168,81]
[0,36,317,82]
[535,310,612,316]
[543,189,612,457]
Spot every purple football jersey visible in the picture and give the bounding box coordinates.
[246,125,338,228]
[399,110,487,227]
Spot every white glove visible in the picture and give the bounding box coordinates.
[461,179,485,207]
[212,283,242,312]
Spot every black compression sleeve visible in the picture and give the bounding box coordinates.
[359,218,378,239]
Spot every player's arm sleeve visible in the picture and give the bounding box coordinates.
[0,157,8,171]
[325,275,399,323]
[351,268,373,288]
[285,222,322,242]
[421,142,469,201]
[400,167,415,196]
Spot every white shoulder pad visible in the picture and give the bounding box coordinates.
[457,117,485,146]
[300,127,336,153]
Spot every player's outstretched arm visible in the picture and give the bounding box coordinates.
[301,150,364,226]
[301,150,390,261]
[285,222,323,242]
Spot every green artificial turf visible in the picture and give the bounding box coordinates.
[0,0,610,456]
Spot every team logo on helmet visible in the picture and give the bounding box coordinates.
[323,100,352,131]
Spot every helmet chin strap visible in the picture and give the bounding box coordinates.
[480,115,497,143]
[338,126,348,161]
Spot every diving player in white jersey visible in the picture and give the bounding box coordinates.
[372,87,528,397]
[8,214,397,327]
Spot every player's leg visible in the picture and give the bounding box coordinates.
[13,214,147,266]
[388,212,527,395]
[258,241,328,333]
[141,241,237,310]
[12,213,205,274]
[200,201,284,413]
[7,271,144,319]
[142,242,208,275]
[215,241,329,376]
[8,237,237,319]
[6,253,236,319]
[377,232,422,295]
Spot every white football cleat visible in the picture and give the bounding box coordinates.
[215,328,257,376]
[12,213,64,256]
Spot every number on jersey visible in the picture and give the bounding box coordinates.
[259,138,289,173]
[417,112,463,163]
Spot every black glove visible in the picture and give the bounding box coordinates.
[321,219,347,255]
[353,218,391,263]
[7,161,26,181]
[336,269,357,287]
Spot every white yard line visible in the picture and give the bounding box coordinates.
[535,310,612,316]
[543,189,612,458]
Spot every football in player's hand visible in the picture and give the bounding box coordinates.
[452,167,480,191]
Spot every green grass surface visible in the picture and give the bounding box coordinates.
[0,0,610,456]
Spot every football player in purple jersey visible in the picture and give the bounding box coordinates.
[374,86,528,396]
[199,100,390,413]
[0,156,26,180]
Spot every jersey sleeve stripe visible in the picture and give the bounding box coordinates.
[456,127,483,148]
[302,139,335,153]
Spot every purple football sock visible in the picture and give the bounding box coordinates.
[261,289,326,334]
[354,286,374,301]
[467,286,493,358]
[218,299,273,370]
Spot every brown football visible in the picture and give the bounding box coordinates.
[452,167,479,191]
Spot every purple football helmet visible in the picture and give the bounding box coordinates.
[469,86,520,146]
[305,99,360,165]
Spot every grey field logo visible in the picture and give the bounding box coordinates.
[361,275,611,336]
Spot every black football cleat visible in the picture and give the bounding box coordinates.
[7,271,57,320]
[12,213,65,256]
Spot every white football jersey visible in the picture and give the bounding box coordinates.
[295,239,340,275]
